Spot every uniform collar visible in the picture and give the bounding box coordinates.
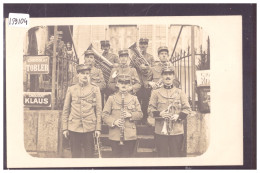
[164,84,174,89]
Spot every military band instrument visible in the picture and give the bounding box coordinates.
[149,79,163,89]
[93,133,102,158]
[111,70,118,79]
[128,42,150,73]
[87,44,113,83]
[161,104,176,135]
[119,93,125,145]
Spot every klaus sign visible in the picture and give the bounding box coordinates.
[24,92,51,107]
[25,56,49,74]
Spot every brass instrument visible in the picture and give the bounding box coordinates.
[119,93,125,145]
[87,44,113,83]
[128,42,150,73]
[93,133,102,158]
[111,70,118,79]
[149,79,163,89]
[161,104,176,135]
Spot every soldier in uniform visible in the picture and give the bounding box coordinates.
[148,46,181,89]
[148,64,191,157]
[100,40,119,104]
[108,49,141,95]
[71,50,106,90]
[133,38,154,124]
[100,40,120,65]
[103,74,143,158]
[62,64,102,158]
[83,50,106,91]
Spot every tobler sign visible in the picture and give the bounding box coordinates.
[24,92,51,107]
[25,56,49,74]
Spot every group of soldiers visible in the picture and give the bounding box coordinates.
[62,38,191,158]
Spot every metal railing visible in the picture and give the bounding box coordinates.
[170,36,210,110]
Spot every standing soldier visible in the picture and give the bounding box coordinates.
[148,46,181,89]
[100,40,120,65]
[71,50,106,91]
[148,64,191,157]
[62,64,102,158]
[103,74,143,158]
[84,49,106,91]
[108,49,141,95]
[133,38,154,124]
[100,40,120,104]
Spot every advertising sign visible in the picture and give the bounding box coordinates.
[196,70,210,86]
[25,56,49,74]
[24,92,51,107]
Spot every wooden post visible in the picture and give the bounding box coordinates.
[191,26,195,110]
[51,26,58,110]
[184,50,186,93]
[187,46,190,100]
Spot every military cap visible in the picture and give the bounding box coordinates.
[118,49,129,56]
[76,64,91,73]
[161,63,175,74]
[117,74,132,84]
[139,38,149,44]
[158,46,169,54]
[100,40,110,46]
[84,50,94,56]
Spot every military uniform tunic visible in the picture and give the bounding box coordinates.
[150,62,181,88]
[102,52,120,64]
[62,83,102,133]
[102,93,143,141]
[108,65,141,94]
[72,66,106,90]
[148,86,191,135]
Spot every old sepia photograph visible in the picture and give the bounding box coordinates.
[23,24,210,159]
[5,8,246,167]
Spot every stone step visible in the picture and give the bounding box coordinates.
[99,134,155,149]
[96,146,157,158]
[101,124,155,136]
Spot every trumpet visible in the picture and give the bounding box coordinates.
[161,104,176,135]
[93,133,102,158]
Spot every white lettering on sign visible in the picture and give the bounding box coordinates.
[26,64,49,72]
[24,92,51,107]
[8,13,29,27]
[24,98,49,104]
[25,56,49,74]
[196,70,210,86]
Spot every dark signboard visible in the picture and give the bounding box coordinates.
[24,92,51,107]
[197,86,210,113]
[25,56,49,74]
